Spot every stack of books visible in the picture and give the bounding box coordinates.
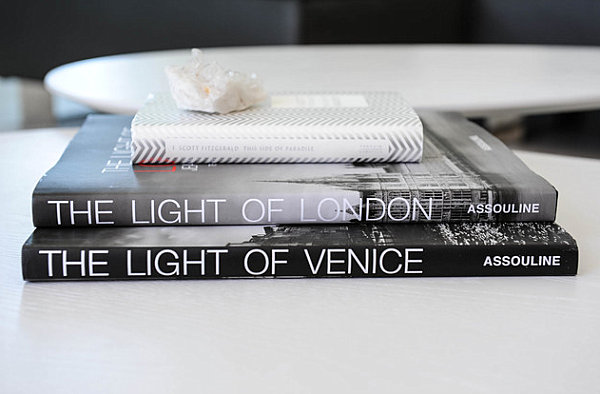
[22,93,578,280]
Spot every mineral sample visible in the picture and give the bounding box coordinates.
[165,48,267,114]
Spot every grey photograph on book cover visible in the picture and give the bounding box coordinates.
[32,113,558,226]
[26,222,576,248]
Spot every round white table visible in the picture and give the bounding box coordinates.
[1,128,599,393]
[44,45,600,118]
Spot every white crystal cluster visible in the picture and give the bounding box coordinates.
[165,48,267,114]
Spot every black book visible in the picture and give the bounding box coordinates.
[32,113,557,227]
[22,222,577,281]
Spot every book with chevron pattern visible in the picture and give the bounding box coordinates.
[31,112,558,227]
[131,92,423,164]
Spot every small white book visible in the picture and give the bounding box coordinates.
[131,92,423,164]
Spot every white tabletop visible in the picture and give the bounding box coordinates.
[44,44,600,118]
[1,127,599,393]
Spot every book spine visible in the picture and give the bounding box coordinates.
[22,242,578,281]
[130,127,423,164]
[32,189,558,227]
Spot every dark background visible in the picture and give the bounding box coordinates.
[4,0,600,79]
[1,0,599,156]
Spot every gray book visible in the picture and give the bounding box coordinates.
[32,112,557,227]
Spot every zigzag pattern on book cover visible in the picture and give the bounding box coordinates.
[131,127,422,164]
[133,92,421,128]
[131,92,423,164]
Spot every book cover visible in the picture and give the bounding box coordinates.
[131,92,423,164]
[22,222,578,281]
[32,113,558,227]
